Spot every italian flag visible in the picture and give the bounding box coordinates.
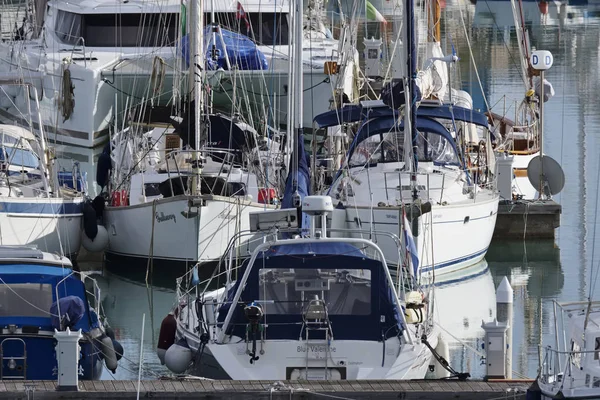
[366,1,387,25]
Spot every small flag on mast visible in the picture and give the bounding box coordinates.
[366,1,387,25]
[236,1,251,30]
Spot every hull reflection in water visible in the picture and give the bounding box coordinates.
[93,271,174,379]
[432,260,496,379]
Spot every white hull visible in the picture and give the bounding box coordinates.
[512,151,540,200]
[104,195,270,265]
[340,195,498,279]
[0,197,83,256]
[181,327,436,380]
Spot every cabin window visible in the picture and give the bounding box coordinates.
[200,177,246,197]
[1,148,39,169]
[595,337,600,360]
[206,12,289,46]
[349,130,460,168]
[257,268,371,316]
[143,183,162,197]
[55,10,179,47]
[0,283,53,318]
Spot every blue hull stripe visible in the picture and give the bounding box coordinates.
[430,264,490,287]
[419,247,489,273]
[0,201,83,215]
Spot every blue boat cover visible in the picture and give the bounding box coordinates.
[313,103,490,132]
[181,26,268,71]
[281,132,311,236]
[50,296,85,330]
[259,242,366,258]
[217,245,403,342]
[347,116,460,162]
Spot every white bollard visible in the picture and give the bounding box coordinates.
[481,319,509,379]
[54,328,82,391]
[496,276,514,379]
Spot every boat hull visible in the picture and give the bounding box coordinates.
[104,195,271,276]
[342,195,499,279]
[0,198,83,257]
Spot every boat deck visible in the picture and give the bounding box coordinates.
[0,379,535,399]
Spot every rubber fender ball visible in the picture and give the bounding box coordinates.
[83,201,98,240]
[112,339,124,362]
[99,334,118,373]
[82,225,109,252]
[157,313,177,365]
[164,338,192,374]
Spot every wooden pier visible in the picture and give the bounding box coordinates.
[494,199,561,240]
[0,379,535,399]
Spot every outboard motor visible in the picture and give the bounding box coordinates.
[244,302,263,364]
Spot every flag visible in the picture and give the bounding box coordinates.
[366,1,387,25]
[236,1,251,30]
[403,212,419,278]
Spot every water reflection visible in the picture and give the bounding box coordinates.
[488,240,563,378]
[94,271,174,380]
[433,260,495,378]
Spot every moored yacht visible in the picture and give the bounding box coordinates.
[160,195,440,380]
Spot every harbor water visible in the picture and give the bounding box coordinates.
[5,0,597,381]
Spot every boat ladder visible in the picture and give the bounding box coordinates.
[0,338,27,379]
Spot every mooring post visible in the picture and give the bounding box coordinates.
[496,276,514,379]
[54,328,82,391]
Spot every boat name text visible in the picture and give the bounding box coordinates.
[155,212,177,224]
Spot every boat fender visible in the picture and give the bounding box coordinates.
[81,225,109,252]
[430,335,451,378]
[83,201,98,240]
[99,333,118,373]
[164,338,192,374]
[157,313,177,365]
[112,339,124,362]
[92,195,106,219]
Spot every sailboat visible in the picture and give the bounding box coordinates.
[0,81,87,257]
[313,0,499,280]
[101,1,284,279]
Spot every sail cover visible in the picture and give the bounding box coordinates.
[181,26,268,70]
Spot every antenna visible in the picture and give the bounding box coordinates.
[526,155,565,198]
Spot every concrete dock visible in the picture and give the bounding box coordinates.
[0,379,534,399]
[494,199,561,239]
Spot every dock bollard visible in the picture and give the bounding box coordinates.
[54,328,82,391]
[481,319,509,379]
[496,276,514,379]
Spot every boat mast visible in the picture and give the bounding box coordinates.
[406,0,418,201]
[190,0,204,195]
[291,0,304,207]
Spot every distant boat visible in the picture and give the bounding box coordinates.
[0,123,86,257]
[0,245,123,380]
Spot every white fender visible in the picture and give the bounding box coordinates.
[165,339,193,374]
[100,334,118,373]
[82,225,109,252]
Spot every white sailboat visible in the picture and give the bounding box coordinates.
[0,82,86,256]
[102,0,282,278]
[163,196,439,380]
[0,0,357,147]
[314,0,498,280]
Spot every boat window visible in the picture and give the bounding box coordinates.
[206,12,289,46]
[349,130,459,168]
[257,268,371,316]
[55,10,179,47]
[0,283,53,318]
[200,176,246,197]
[143,183,162,197]
[595,337,600,360]
[2,148,39,169]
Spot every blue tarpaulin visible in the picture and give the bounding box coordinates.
[50,296,85,330]
[180,26,268,70]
